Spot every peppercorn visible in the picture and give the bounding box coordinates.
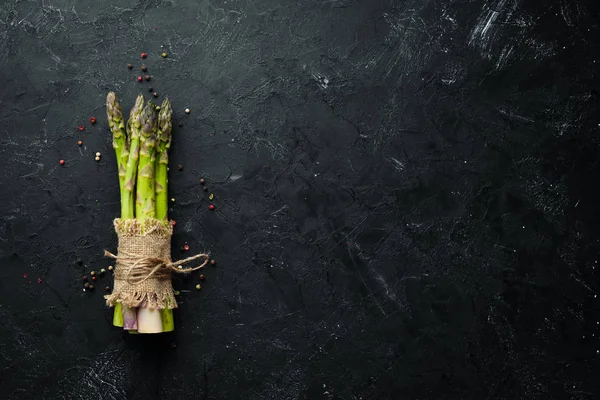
[89,284,95,290]
[92,276,97,281]
[82,276,87,281]
[84,282,90,288]
[105,286,110,292]
[185,108,190,114]
[141,52,147,58]
[127,64,133,69]
[153,92,158,97]
[100,268,106,274]
[95,152,101,157]
[95,156,100,161]
[174,290,181,296]
[203,187,208,192]
[141,65,147,72]
[178,122,184,127]
[209,193,214,200]
[78,125,85,131]
[171,198,175,203]
[171,220,176,226]
[183,244,190,251]
[59,159,65,165]
[137,76,143,82]
[148,87,154,92]
[156,106,161,111]
[77,140,83,146]
[144,75,151,81]
[200,178,205,185]
[108,265,113,271]
[177,265,183,270]
[199,274,205,280]
[209,204,215,210]
[161,52,167,58]
[90,117,96,124]
[195,284,201,290]
[177,164,183,171]
[210,259,216,266]
[90,271,95,276]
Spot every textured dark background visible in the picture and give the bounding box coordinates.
[1,0,599,399]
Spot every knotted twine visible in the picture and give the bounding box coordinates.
[104,218,208,309]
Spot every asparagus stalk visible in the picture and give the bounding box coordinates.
[132,101,165,334]
[122,94,145,220]
[155,99,175,332]
[135,101,157,221]
[107,92,132,328]
[123,306,138,330]
[155,98,172,222]
[136,307,164,334]
[106,92,130,217]
[116,94,144,329]
[123,101,159,333]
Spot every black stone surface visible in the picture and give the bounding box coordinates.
[1,0,599,399]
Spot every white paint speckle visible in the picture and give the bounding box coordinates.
[389,157,405,171]
[311,73,330,89]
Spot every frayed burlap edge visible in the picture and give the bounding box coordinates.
[113,217,173,237]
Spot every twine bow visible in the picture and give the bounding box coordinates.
[104,250,209,285]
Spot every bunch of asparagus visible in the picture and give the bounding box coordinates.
[106,92,173,334]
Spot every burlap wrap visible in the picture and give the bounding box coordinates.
[104,218,207,309]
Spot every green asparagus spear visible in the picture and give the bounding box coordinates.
[123,94,145,220]
[106,92,130,217]
[155,98,172,222]
[135,101,158,221]
[133,101,167,334]
[154,99,175,332]
[113,94,143,328]
[107,92,131,328]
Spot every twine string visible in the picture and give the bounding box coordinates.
[104,250,209,285]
